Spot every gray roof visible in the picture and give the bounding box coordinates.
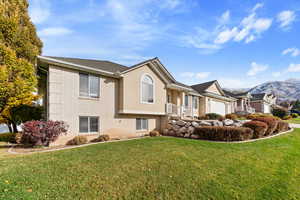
[191,80,217,93]
[223,90,250,98]
[46,56,129,73]
[251,93,266,101]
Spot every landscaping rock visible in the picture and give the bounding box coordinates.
[173,125,180,131]
[184,133,190,138]
[191,121,199,127]
[170,120,177,125]
[199,121,212,126]
[187,126,195,134]
[176,120,186,126]
[223,119,234,126]
[179,127,187,133]
[212,121,223,126]
[163,129,169,135]
[185,122,192,128]
[191,134,200,139]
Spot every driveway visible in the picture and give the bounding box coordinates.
[290,123,300,128]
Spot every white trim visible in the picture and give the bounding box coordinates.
[79,73,100,98]
[140,73,155,104]
[79,116,100,134]
[38,56,119,78]
[119,110,166,115]
[167,83,192,91]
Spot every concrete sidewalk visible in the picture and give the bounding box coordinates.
[290,123,300,128]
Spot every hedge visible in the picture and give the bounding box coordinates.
[276,121,290,133]
[253,117,279,136]
[0,133,16,142]
[243,121,268,139]
[194,126,253,141]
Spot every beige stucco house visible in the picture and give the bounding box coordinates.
[38,56,218,143]
[224,90,255,114]
[250,93,277,113]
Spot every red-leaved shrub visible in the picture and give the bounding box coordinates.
[275,121,290,133]
[243,121,268,139]
[194,126,253,141]
[253,117,279,136]
[22,121,68,146]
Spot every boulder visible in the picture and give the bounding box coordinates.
[176,120,186,126]
[199,121,212,126]
[185,122,192,128]
[163,129,169,135]
[172,125,181,131]
[184,133,190,138]
[223,119,234,126]
[170,120,177,125]
[191,121,199,127]
[179,127,187,133]
[187,126,195,134]
[191,134,200,139]
[212,121,223,126]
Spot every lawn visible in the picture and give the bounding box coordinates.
[1,129,300,200]
[286,117,300,124]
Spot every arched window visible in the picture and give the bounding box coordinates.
[141,75,154,103]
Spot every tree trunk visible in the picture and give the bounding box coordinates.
[6,123,12,133]
[12,123,18,133]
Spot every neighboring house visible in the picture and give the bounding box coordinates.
[250,93,277,113]
[37,56,210,143]
[224,90,255,114]
[191,81,236,116]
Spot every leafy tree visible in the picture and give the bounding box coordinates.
[292,100,300,111]
[0,0,43,132]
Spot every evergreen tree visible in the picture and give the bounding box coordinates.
[0,0,43,132]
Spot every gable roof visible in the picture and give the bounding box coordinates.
[44,56,129,73]
[223,90,251,98]
[251,93,266,101]
[191,80,225,95]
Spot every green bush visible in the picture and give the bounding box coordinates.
[194,126,253,141]
[243,121,268,139]
[254,117,279,136]
[149,130,160,137]
[67,136,88,145]
[0,133,16,142]
[91,135,110,142]
[225,114,238,120]
[272,108,289,119]
[205,113,224,120]
[291,113,299,118]
[283,115,292,120]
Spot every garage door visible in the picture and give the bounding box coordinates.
[264,104,271,113]
[210,101,226,115]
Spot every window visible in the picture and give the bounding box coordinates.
[167,94,171,103]
[79,73,99,98]
[141,75,154,103]
[193,96,198,109]
[136,118,148,130]
[185,95,189,107]
[79,116,99,133]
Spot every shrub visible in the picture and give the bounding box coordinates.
[91,135,110,142]
[67,136,88,145]
[246,113,274,120]
[225,114,238,120]
[272,108,289,119]
[291,113,299,118]
[21,121,68,146]
[283,115,292,120]
[205,113,224,120]
[253,117,279,136]
[149,130,160,137]
[0,133,16,142]
[194,126,253,141]
[243,121,268,139]
[276,121,290,133]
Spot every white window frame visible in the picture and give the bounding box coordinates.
[79,73,100,98]
[79,116,99,134]
[140,74,155,104]
[136,118,148,131]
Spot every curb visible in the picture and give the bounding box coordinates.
[164,128,295,144]
[8,136,148,155]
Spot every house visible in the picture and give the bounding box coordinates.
[191,80,237,116]
[39,56,226,144]
[250,93,277,113]
[223,90,255,114]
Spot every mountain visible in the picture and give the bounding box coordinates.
[248,79,300,102]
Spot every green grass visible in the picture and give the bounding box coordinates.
[286,117,300,124]
[1,129,300,200]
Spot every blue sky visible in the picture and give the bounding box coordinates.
[29,0,300,88]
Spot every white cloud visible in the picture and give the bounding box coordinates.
[196,72,211,79]
[214,27,238,44]
[29,0,51,24]
[160,0,182,10]
[180,71,211,79]
[219,10,230,24]
[38,27,73,37]
[282,48,300,57]
[272,72,281,77]
[251,3,264,13]
[277,10,296,29]
[247,62,268,76]
[287,63,300,72]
